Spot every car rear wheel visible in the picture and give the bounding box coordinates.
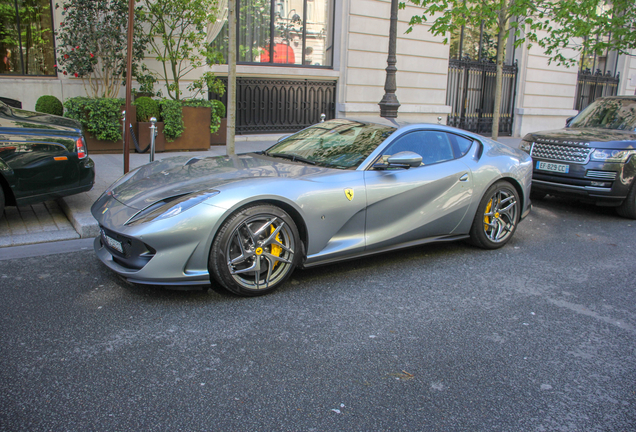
[209,204,300,296]
[469,181,520,249]
[617,181,636,219]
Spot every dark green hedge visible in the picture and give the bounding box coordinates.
[35,95,63,116]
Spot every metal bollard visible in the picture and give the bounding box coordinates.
[320,113,326,123]
[149,117,157,162]
[121,110,126,172]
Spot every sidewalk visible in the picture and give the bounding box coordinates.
[0,137,279,248]
[0,134,521,248]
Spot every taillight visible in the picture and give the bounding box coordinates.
[76,137,87,159]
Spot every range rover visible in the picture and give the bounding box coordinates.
[520,96,636,219]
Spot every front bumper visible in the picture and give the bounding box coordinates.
[92,198,229,286]
[531,158,635,206]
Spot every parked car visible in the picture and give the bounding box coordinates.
[92,119,532,296]
[520,96,636,218]
[0,100,95,216]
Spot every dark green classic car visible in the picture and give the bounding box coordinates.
[0,100,95,216]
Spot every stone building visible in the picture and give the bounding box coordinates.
[2,0,635,137]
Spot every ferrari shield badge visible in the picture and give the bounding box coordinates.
[344,188,354,201]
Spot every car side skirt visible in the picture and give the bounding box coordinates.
[300,234,470,269]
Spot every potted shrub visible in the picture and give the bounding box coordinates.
[209,99,227,145]
[134,96,165,152]
[35,95,64,116]
[64,96,136,153]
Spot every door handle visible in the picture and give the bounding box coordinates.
[459,173,469,182]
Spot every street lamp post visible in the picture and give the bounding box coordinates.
[379,0,400,118]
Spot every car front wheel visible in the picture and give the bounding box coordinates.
[617,181,636,219]
[209,204,300,296]
[469,180,520,249]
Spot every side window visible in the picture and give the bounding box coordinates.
[448,133,474,157]
[383,131,455,165]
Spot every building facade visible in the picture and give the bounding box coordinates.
[2,0,635,137]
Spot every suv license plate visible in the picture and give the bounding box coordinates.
[536,161,569,174]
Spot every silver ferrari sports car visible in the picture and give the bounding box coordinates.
[92,119,532,296]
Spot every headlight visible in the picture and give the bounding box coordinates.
[590,149,636,163]
[126,190,220,225]
[519,140,533,153]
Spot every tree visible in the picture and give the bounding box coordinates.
[55,0,149,98]
[401,0,636,140]
[140,0,223,100]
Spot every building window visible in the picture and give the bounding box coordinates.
[0,0,56,76]
[209,0,334,67]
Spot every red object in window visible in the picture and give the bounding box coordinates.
[260,44,295,64]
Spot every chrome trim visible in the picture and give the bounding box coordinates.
[584,186,613,192]
[531,142,593,164]
[585,170,617,180]
[532,179,612,192]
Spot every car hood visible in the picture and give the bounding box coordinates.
[524,128,636,149]
[0,103,82,134]
[109,153,332,210]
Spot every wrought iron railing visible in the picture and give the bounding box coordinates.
[210,78,337,134]
[446,59,517,136]
[574,69,619,111]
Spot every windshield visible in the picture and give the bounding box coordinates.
[266,119,396,169]
[570,98,636,131]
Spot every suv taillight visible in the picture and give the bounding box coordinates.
[76,137,87,159]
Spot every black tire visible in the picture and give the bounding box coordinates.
[0,187,4,218]
[209,204,300,296]
[617,181,636,219]
[469,180,520,249]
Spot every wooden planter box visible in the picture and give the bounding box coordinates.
[84,106,137,154]
[85,106,212,153]
[164,106,211,152]
[138,122,165,153]
[210,117,227,145]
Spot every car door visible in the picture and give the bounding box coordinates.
[363,129,475,251]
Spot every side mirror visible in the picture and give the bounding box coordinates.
[386,151,423,168]
[565,116,575,127]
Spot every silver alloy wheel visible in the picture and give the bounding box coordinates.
[226,214,295,290]
[482,189,518,243]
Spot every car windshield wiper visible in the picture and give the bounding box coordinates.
[266,152,317,165]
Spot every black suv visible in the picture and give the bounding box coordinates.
[520,96,636,219]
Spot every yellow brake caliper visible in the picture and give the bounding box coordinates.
[484,200,492,231]
[270,225,282,267]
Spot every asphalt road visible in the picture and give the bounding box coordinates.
[1,197,635,431]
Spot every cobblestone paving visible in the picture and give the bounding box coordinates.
[0,200,79,247]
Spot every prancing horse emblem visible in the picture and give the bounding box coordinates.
[344,188,354,201]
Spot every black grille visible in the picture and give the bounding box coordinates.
[446,59,517,136]
[100,226,155,270]
[531,143,593,164]
[210,78,337,134]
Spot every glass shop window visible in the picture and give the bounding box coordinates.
[0,0,56,76]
